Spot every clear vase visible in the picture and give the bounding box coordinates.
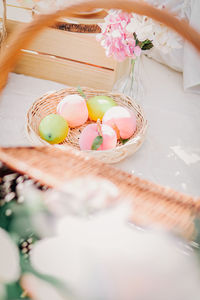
[113,57,144,102]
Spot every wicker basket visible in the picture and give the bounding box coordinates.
[26,87,147,164]
[0,146,199,240]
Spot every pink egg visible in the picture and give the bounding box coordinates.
[57,94,88,128]
[102,106,137,139]
[79,123,117,151]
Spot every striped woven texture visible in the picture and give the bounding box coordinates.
[0,146,198,239]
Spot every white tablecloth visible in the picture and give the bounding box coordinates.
[0,56,200,197]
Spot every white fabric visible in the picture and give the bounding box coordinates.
[0,56,200,197]
[146,0,200,94]
[183,0,200,93]
[31,211,200,300]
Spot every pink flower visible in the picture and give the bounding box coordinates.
[97,10,142,62]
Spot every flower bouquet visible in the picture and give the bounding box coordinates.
[96,10,154,100]
[96,8,183,100]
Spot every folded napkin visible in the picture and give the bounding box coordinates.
[146,0,200,94]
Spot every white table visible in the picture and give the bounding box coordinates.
[0,56,200,197]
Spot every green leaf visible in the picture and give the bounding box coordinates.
[91,136,103,150]
[140,39,154,50]
[77,86,86,99]
[120,138,130,145]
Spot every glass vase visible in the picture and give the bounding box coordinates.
[113,57,144,102]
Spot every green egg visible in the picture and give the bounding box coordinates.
[39,114,69,144]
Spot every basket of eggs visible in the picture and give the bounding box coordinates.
[26,87,147,163]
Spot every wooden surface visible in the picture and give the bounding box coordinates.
[14,50,116,90]
[7,21,115,69]
[4,4,126,90]
[6,0,107,23]
[7,0,34,9]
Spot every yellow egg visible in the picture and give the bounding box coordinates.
[87,96,116,121]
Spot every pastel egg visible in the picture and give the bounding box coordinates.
[57,94,88,128]
[79,123,117,151]
[102,106,137,139]
[87,95,117,121]
[39,114,69,144]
